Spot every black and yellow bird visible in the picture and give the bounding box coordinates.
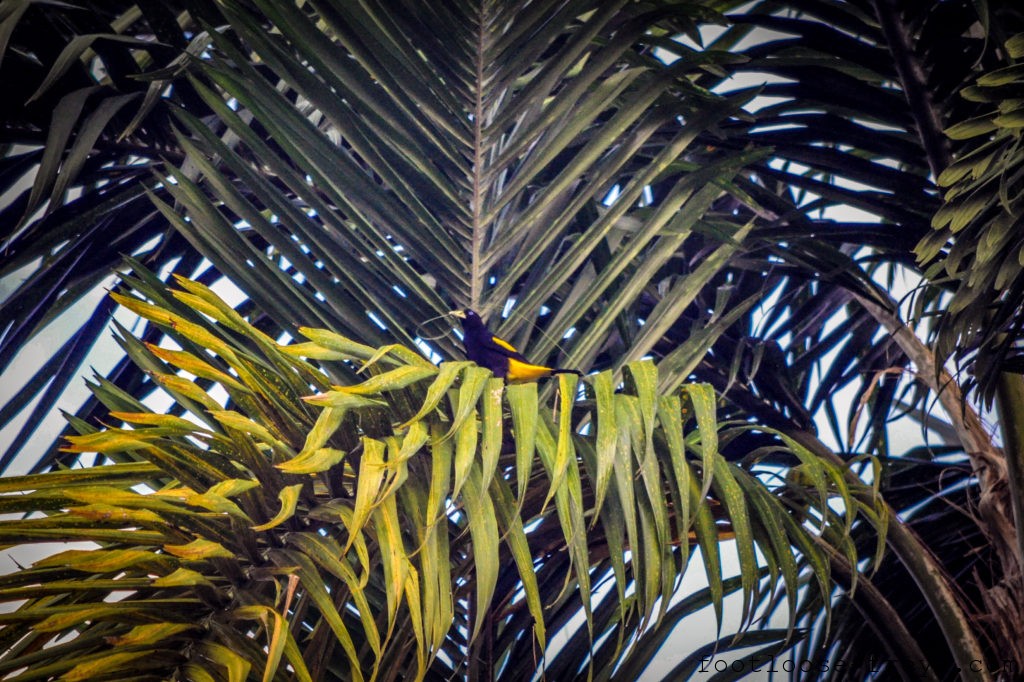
[450,309,582,383]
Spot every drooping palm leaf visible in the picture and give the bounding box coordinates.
[0,0,225,471]
[0,274,874,680]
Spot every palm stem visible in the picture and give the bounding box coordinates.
[817,540,941,682]
[871,0,951,178]
[995,372,1024,571]
[788,427,992,680]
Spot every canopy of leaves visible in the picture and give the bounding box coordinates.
[2,0,1024,679]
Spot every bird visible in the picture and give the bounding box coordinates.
[449,309,582,383]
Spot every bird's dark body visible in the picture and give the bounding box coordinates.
[453,309,581,383]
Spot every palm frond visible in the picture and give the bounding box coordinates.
[0,274,874,680]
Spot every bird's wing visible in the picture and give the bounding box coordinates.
[487,335,560,382]
[489,335,520,354]
[478,333,531,363]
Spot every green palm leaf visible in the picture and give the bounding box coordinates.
[0,274,871,679]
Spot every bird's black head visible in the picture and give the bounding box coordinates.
[450,308,485,331]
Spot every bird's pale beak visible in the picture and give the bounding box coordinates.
[448,309,467,319]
